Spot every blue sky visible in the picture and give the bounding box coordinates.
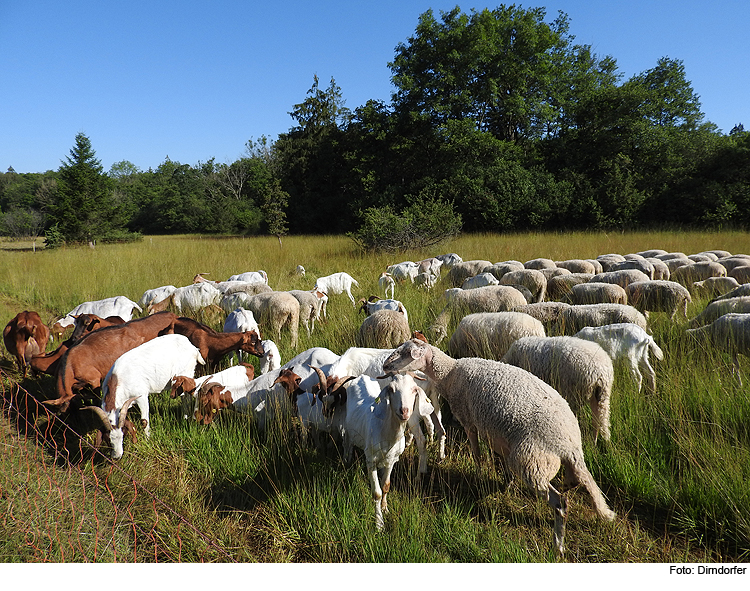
[1,0,747,173]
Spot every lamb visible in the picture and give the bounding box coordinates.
[52,296,143,337]
[427,285,529,344]
[240,291,300,348]
[461,272,500,290]
[555,303,648,336]
[686,313,750,386]
[382,338,615,554]
[502,336,614,442]
[498,269,547,303]
[359,296,409,323]
[574,323,664,393]
[625,280,692,319]
[3,310,50,378]
[84,334,206,458]
[314,272,360,306]
[356,309,411,349]
[316,372,430,530]
[566,282,628,306]
[447,311,545,360]
[378,272,396,299]
[45,312,179,412]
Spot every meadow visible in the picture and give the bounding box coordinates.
[0,231,749,563]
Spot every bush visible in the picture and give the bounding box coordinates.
[43,224,65,249]
[349,196,462,252]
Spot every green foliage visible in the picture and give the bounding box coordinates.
[348,194,462,251]
[42,223,65,249]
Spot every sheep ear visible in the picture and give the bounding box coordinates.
[410,343,427,360]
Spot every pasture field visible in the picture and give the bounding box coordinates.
[0,231,749,563]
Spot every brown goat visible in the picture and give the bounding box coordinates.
[194,381,235,425]
[172,317,264,365]
[3,311,50,378]
[69,313,126,343]
[44,312,178,412]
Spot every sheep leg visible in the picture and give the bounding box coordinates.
[466,426,482,464]
[549,485,568,555]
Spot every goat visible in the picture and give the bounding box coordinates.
[378,272,396,299]
[314,272,360,306]
[3,311,50,378]
[228,270,268,284]
[52,296,142,338]
[223,308,261,363]
[68,314,126,344]
[358,296,409,323]
[172,316,264,366]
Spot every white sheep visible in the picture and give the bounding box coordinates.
[482,260,526,281]
[671,261,727,286]
[686,313,750,386]
[574,323,664,393]
[625,280,692,319]
[85,334,206,458]
[502,335,615,442]
[447,311,546,360]
[546,273,594,301]
[688,296,750,328]
[692,277,742,299]
[241,291,300,348]
[314,272,360,306]
[555,303,648,336]
[288,289,322,335]
[589,269,651,290]
[498,269,547,303]
[461,272,500,290]
[356,309,411,350]
[566,282,628,305]
[382,338,615,554]
[447,260,493,287]
[314,372,430,529]
[378,272,396,299]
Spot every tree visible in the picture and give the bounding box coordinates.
[261,179,289,246]
[50,133,116,244]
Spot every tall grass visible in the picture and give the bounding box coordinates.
[1,230,749,562]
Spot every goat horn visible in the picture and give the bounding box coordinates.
[309,365,328,391]
[118,396,140,428]
[81,406,113,431]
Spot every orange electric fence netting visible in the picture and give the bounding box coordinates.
[0,375,236,563]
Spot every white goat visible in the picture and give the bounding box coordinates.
[386,262,419,284]
[85,334,206,459]
[379,272,396,299]
[359,297,409,324]
[259,339,281,374]
[53,296,143,336]
[223,307,261,364]
[574,323,664,393]
[228,270,269,284]
[137,285,177,310]
[314,272,360,307]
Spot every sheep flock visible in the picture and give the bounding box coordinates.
[4,244,750,557]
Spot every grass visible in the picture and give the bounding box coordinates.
[1,230,750,563]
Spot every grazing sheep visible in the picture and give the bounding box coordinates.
[314,272,360,306]
[498,269,547,303]
[589,270,651,290]
[447,311,546,360]
[512,302,572,335]
[356,309,411,349]
[686,313,750,386]
[608,259,655,279]
[709,283,750,304]
[671,261,727,286]
[555,259,597,274]
[729,266,750,284]
[288,289,322,335]
[382,339,616,554]
[687,296,750,328]
[692,277,742,299]
[482,261,526,281]
[645,258,671,280]
[546,273,594,301]
[524,257,556,270]
[417,257,443,278]
[716,255,750,273]
[574,323,664,393]
[447,260,493,287]
[596,254,626,271]
[241,291,300,348]
[502,336,614,442]
[555,303,648,336]
[461,272,500,290]
[566,282,628,306]
[625,280,692,319]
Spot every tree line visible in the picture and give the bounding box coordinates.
[2,5,748,249]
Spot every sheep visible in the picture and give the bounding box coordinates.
[45,312,179,412]
[502,336,614,442]
[84,334,205,458]
[413,272,438,290]
[52,296,143,337]
[709,283,750,304]
[716,255,750,273]
[137,285,177,310]
[574,323,664,393]
[259,339,281,374]
[645,258,671,280]
[607,259,655,279]
[546,273,594,301]
[729,265,750,284]
[314,272,360,306]
[172,316,264,366]
[378,272,396,299]
[692,277,742,300]
[417,257,443,278]
[625,280,692,319]
[461,272,500,290]
[288,289,322,335]
[356,309,411,349]
[671,261,727,286]
[512,302,572,334]
[555,303,648,336]
[555,259,597,274]
[482,260,526,281]
[589,269,651,290]
[686,313,750,386]
[687,296,750,328]
[637,249,669,258]
[386,261,419,284]
[447,260,493,287]
[427,285,529,343]
[498,269,547,303]
[566,282,628,306]
[3,311,50,378]
[382,338,616,554]
[447,311,546,360]
[240,291,300,348]
[318,372,428,530]
[359,296,409,323]
[524,257,556,270]
[228,270,268,284]
[596,253,626,271]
